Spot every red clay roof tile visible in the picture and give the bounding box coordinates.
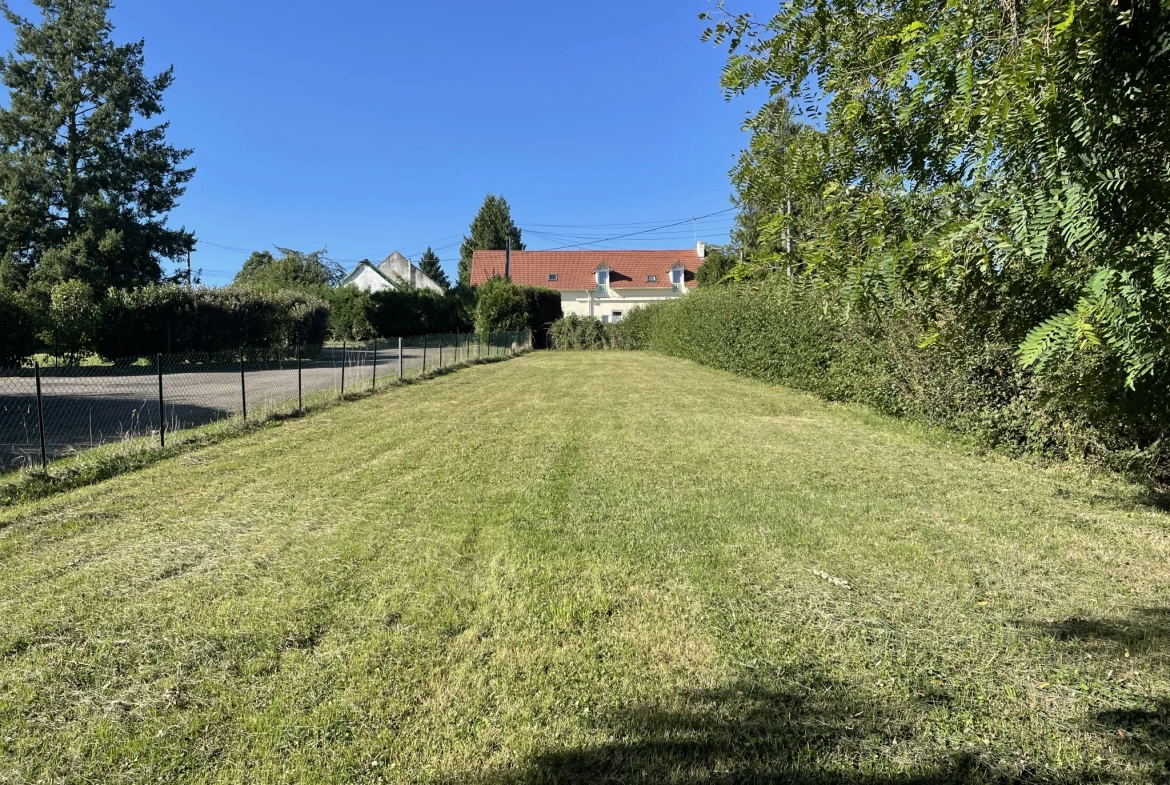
[471,250,699,290]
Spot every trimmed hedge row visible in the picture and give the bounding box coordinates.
[475,278,561,348]
[4,284,331,363]
[368,288,471,339]
[552,281,1170,485]
[96,286,330,359]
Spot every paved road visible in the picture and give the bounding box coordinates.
[0,341,492,469]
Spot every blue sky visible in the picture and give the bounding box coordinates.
[0,1,765,285]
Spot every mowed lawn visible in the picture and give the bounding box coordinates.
[0,353,1167,784]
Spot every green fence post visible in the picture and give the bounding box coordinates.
[422,336,428,375]
[297,348,303,411]
[372,338,378,391]
[398,338,404,380]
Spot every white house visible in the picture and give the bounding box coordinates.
[339,251,445,294]
[470,247,702,323]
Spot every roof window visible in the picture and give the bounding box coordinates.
[647,275,657,283]
[548,273,558,282]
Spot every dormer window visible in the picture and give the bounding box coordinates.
[670,266,684,286]
[596,268,609,288]
[548,273,558,282]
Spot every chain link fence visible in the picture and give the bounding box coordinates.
[0,330,530,471]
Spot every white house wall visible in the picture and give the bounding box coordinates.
[560,288,690,320]
[379,257,444,295]
[350,265,394,293]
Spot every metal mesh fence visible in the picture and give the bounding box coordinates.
[0,330,530,471]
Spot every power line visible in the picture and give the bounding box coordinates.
[535,208,738,251]
[522,220,737,243]
[521,213,736,230]
[193,206,740,270]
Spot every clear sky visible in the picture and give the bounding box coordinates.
[0,1,764,285]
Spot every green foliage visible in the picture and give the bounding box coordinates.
[367,288,469,339]
[548,306,662,351]
[610,304,661,350]
[695,246,737,286]
[0,0,194,293]
[704,0,1170,386]
[325,286,375,341]
[94,285,329,359]
[417,247,450,290]
[459,195,524,287]
[474,277,527,335]
[0,287,40,363]
[46,279,98,361]
[233,248,344,293]
[548,314,611,350]
[473,277,560,346]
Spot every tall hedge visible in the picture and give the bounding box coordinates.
[474,277,561,348]
[96,285,330,359]
[0,289,41,365]
[366,288,470,339]
[559,281,1170,485]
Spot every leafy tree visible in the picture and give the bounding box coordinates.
[695,245,737,286]
[417,246,450,290]
[458,194,524,287]
[704,0,1170,386]
[326,286,375,341]
[0,0,195,294]
[232,248,344,294]
[45,278,97,360]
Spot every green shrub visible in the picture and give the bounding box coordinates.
[610,303,662,350]
[548,306,661,351]
[95,285,330,359]
[474,277,561,347]
[570,280,1170,485]
[326,287,376,341]
[367,288,469,339]
[46,280,100,361]
[0,289,41,365]
[549,314,612,350]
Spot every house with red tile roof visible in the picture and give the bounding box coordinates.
[471,247,703,323]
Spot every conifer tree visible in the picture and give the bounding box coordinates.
[458,194,524,287]
[417,246,450,290]
[0,0,195,293]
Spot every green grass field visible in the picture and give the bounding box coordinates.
[1,352,1167,784]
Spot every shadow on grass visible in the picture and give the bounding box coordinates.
[1096,700,1169,780]
[1019,610,1170,782]
[447,676,1103,785]
[1021,608,1170,652]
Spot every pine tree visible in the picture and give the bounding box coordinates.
[417,246,450,290]
[0,0,195,294]
[458,194,524,287]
